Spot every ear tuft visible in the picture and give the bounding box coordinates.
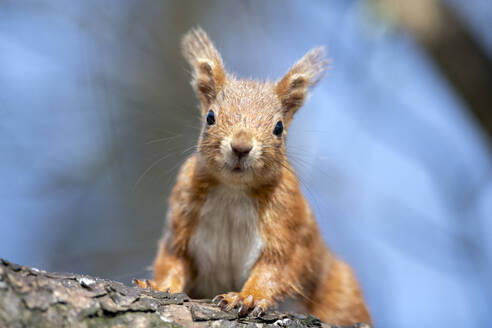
[276,47,329,121]
[182,27,226,106]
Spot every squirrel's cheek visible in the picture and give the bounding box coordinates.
[254,160,265,170]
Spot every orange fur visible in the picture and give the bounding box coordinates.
[141,27,371,326]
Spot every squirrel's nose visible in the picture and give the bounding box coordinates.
[231,143,252,158]
[231,130,253,159]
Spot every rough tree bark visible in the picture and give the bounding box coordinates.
[0,259,370,328]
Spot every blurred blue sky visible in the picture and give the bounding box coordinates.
[1,1,491,327]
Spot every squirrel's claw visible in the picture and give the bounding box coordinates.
[218,299,228,310]
[237,294,254,316]
[133,279,171,293]
[251,303,266,317]
[214,292,267,317]
[134,279,160,290]
[213,292,240,311]
[212,294,224,303]
[133,279,152,289]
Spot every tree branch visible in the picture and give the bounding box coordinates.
[0,259,369,327]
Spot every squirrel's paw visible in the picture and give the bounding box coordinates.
[134,279,157,289]
[213,292,269,317]
[133,279,171,293]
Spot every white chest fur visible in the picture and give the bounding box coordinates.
[188,185,264,298]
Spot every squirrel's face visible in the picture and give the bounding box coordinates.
[197,81,286,185]
[182,28,328,186]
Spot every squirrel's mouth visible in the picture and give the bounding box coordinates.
[222,146,255,174]
[228,160,249,173]
[231,164,244,173]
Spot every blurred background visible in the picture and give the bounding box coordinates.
[1,0,491,327]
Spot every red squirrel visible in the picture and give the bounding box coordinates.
[136,27,372,326]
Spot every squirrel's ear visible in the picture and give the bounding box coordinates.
[275,47,329,122]
[182,27,226,107]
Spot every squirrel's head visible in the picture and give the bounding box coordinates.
[182,27,328,187]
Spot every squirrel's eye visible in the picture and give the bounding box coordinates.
[273,121,283,136]
[206,110,215,125]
